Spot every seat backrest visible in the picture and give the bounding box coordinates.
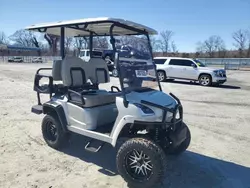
[88,58,110,84]
[52,60,62,81]
[61,57,90,87]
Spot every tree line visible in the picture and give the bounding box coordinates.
[0,27,250,58]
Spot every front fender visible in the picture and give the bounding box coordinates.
[110,115,135,147]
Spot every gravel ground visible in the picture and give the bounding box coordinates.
[0,62,250,188]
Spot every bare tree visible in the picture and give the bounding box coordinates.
[232,29,248,57]
[246,29,250,58]
[0,31,8,44]
[171,41,178,55]
[73,37,89,55]
[203,35,225,58]
[195,41,205,58]
[149,36,160,52]
[93,37,109,49]
[64,37,73,54]
[159,30,174,55]
[44,34,59,55]
[9,30,41,48]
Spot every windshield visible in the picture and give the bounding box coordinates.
[194,59,206,67]
[113,32,159,92]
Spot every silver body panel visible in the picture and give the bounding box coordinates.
[46,90,177,147]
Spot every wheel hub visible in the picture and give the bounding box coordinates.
[126,150,153,178]
[201,76,210,85]
[46,122,57,141]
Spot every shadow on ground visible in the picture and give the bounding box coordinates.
[167,80,241,90]
[62,134,250,188]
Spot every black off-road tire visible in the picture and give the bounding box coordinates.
[41,113,69,150]
[116,137,166,188]
[166,125,191,155]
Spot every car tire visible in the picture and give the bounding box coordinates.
[105,55,111,63]
[112,68,119,77]
[157,71,166,82]
[165,124,191,155]
[199,74,212,86]
[41,113,69,150]
[116,137,166,188]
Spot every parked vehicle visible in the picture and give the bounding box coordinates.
[103,45,150,76]
[32,57,43,63]
[8,56,23,63]
[79,49,102,62]
[154,57,227,86]
[103,45,148,60]
[27,17,191,188]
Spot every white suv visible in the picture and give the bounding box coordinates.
[154,57,227,86]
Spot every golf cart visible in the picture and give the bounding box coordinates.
[27,17,191,188]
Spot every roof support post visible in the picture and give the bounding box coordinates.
[89,32,93,57]
[60,27,65,59]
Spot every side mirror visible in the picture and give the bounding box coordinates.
[191,64,197,68]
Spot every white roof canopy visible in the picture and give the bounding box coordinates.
[25,17,158,37]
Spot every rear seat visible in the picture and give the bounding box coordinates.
[61,56,120,108]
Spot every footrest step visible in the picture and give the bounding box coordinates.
[85,140,104,153]
[31,105,43,114]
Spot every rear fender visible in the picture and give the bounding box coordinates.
[43,102,68,132]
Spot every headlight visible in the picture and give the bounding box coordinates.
[175,109,180,119]
[213,70,225,77]
[134,103,154,114]
[165,111,173,122]
[213,70,220,76]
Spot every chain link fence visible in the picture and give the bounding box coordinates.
[198,58,250,70]
[1,56,250,71]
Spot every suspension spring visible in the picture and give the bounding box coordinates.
[155,128,159,142]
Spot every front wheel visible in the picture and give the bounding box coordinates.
[116,137,166,188]
[157,71,166,82]
[199,74,212,86]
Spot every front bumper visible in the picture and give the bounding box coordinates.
[168,121,187,147]
[213,76,227,84]
[140,92,183,130]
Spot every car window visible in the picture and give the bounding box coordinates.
[79,51,84,57]
[86,51,90,56]
[169,59,194,66]
[92,51,102,57]
[122,46,129,51]
[153,59,166,64]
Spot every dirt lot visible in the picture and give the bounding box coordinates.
[0,62,250,188]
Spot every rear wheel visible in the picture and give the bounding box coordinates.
[157,71,166,82]
[199,74,212,86]
[112,68,119,77]
[41,113,68,149]
[116,137,166,188]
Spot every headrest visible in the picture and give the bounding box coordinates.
[88,58,110,84]
[61,57,89,87]
[52,60,62,81]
